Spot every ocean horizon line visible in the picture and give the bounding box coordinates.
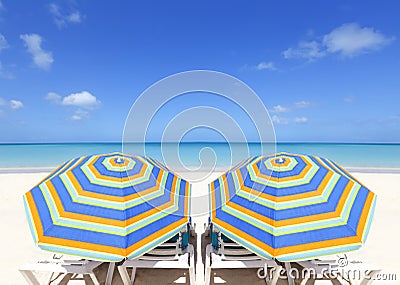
[2,165,400,174]
[1,141,400,145]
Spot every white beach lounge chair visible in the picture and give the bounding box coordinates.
[285,256,381,285]
[19,255,115,285]
[118,224,196,285]
[204,225,282,285]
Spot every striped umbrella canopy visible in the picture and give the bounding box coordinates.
[23,152,190,261]
[209,152,376,261]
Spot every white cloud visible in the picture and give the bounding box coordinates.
[271,105,290,113]
[270,101,312,114]
[283,23,394,60]
[270,101,311,125]
[45,92,62,103]
[20,34,53,70]
[46,91,100,109]
[49,3,83,28]
[0,34,9,52]
[67,12,82,23]
[0,34,10,81]
[344,97,354,103]
[272,115,289,125]
[272,115,308,125]
[294,117,308,124]
[10,100,23,109]
[256,61,276,71]
[45,91,100,121]
[0,62,13,79]
[62,91,100,109]
[323,23,394,57]
[283,41,325,60]
[294,101,311,108]
[0,98,24,111]
[70,109,89,121]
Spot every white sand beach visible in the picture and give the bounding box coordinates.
[0,171,399,284]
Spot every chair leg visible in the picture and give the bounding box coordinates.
[105,262,115,285]
[300,278,307,285]
[59,273,73,285]
[19,270,40,285]
[130,267,137,285]
[118,266,131,285]
[330,279,343,285]
[270,265,282,285]
[264,264,270,285]
[45,272,55,285]
[285,262,295,285]
[204,266,211,285]
[360,269,381,285]
[204,244,212,285]
[188,245,196,285]
[189,265,196,285]
[88,273,101,285]
[300,279,315,285]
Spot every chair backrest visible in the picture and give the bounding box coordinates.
[141,223,191,259]
[210,223,233,249]
[209,223,267,261]
[211,223,219,248]
[180,223,190,249]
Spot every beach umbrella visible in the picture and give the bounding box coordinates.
[209,152,376,262]
[23,152,190,261]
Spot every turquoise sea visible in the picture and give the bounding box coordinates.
[0,143,400,171]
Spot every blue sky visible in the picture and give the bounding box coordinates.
[0,0,399,143]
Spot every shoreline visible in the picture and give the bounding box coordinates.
[2,165,400,174]
[0,167,55,174]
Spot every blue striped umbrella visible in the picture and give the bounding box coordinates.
[23,152,190,261]
[209,152,376,261]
